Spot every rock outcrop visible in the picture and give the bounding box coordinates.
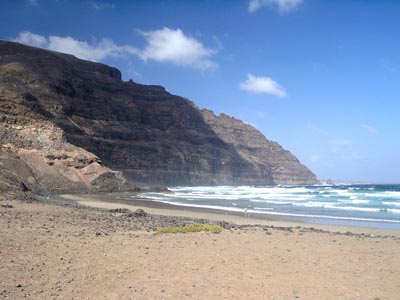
[0,40,317,192]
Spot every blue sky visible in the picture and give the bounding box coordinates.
[1,0,400,183]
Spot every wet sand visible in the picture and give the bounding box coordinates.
[1,195,400,300]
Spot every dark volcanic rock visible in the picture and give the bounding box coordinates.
[0,40,317,191]
[201,110,316,184]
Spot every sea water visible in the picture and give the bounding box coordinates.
[138,184,400,229]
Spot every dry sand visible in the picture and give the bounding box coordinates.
[1,196,400,300]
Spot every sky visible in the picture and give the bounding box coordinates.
[1,0,400,183]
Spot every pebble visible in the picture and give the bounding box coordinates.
[0,204,13,208]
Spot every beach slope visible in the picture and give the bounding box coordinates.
[1,196,399,300]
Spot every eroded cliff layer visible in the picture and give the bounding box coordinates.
[0,40,317,191]
[201,110,317,185]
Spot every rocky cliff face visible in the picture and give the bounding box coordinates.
[0,90,132,194]
[0,40,317,192]
[201,110,317,185]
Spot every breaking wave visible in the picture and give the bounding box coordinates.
[137,184,400,228]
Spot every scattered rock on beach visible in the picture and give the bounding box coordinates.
[109,208,130,214]
[0,204,13,208]
[124,209,148,218]
[218,221,232,229]
[134,209,148,217]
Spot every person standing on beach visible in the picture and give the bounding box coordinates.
[244,205,250,217]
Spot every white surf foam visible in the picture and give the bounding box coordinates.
[149,199,400,224]
[139,185,400,225]
[383,201,400,207]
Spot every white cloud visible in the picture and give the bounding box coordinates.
[240,73,287,98]
[138,27,217,70]
[14,28,217,70]
[248,0,303,14]
[16,31,137,61]
[16,31,47,48]
[47,36,137,61]
[362,124,378,134]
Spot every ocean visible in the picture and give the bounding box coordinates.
[137,184,400,229]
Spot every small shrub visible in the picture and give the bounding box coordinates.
[156,223,223,234]
[0,180,11,192]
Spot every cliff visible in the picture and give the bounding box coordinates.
[0,40,317,193]
[201,111,317,185]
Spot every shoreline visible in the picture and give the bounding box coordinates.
[2,193,400,299]
[60,193,400,237]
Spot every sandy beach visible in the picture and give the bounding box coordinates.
[62,193,400,237]
[1,194,400,300]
